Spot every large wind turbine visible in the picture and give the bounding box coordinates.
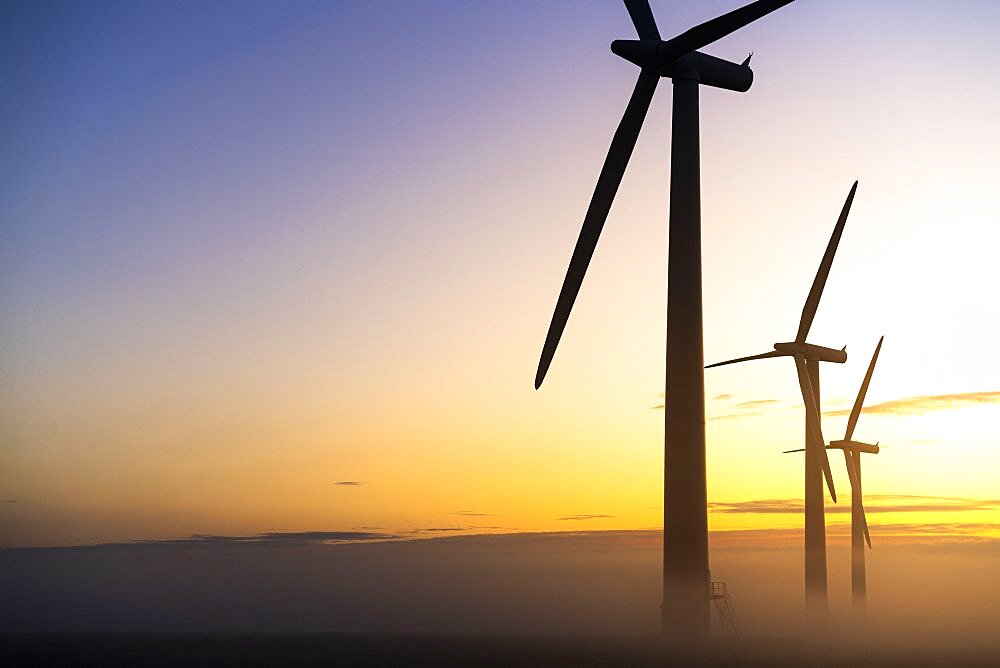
[533,0,797,639]
[706,181,859,611]
[535,0,791,639]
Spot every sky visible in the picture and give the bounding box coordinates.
[2,0,1000,563]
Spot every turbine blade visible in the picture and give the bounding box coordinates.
[842,448,859,496]
[861,498,872,548]
[659,0,795,62]
[795,181,858,343]
[783,445,840,453]
[535,71,659,389]
[793,354,836,502]
[845,335,883,441]
[843,451,871,547]
[624,0,660,40]
[842,450,872,548]
[705,349,785,369]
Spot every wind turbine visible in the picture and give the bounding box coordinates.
[706,181,859,612]
[829,336,883,612]
[785,337,883,612]
[533,0,797,640]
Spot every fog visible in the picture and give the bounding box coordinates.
[2,530,998,654]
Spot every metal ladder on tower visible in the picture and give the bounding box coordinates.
[709,579,740,638]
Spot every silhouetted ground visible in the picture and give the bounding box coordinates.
[2,634,998,667]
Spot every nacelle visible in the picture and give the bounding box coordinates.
[610,41,753,92]
[831,440,880,455]
[857,441,880,455]
[773,341,847,364]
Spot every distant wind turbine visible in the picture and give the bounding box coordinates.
[706,181,859,612]
[533,0,798,639]
[832,336,883,614]
[786,336,884,613]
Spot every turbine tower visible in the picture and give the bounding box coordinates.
[533,0,797,640]
[706,181,859,612]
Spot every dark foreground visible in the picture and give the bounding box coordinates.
[2,634,999,667]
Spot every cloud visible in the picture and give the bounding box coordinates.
[735,399,779,409]
[709,499,803,514]
[865,521,1000,536]
[453,511,495,517]
[1,500,19,503]
[708,394,781,420]
[709,495,1000,515]
[334,481,366,486]
[824,391,1000,417]
[147,531,395,545]
[556,515,616,521]
[6,531,400,552]
[8,524,1000,556]
[862,494,1000,513]
[403,526,519,536]
[709,411,764,421]
[708,522,1000,548]
[653,396,780,414]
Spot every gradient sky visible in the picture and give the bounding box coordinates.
[2,0,999,548]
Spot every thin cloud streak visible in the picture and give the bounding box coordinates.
[708,411,763,421]
[654,407,768,420]
[710,499,802,514]
[4,531,399,551]
[868,522,1000,535]
[557,515,615,521]
[659,397,782,419]
[137,531,395,545]
[735,399,780,408]
[334,481,367,486]
[7,524,1000,553]
[824,391,1000,417]
[709,495,1000,515]
[709,523,1000,547]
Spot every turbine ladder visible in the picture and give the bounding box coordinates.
[709,580,740,638]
